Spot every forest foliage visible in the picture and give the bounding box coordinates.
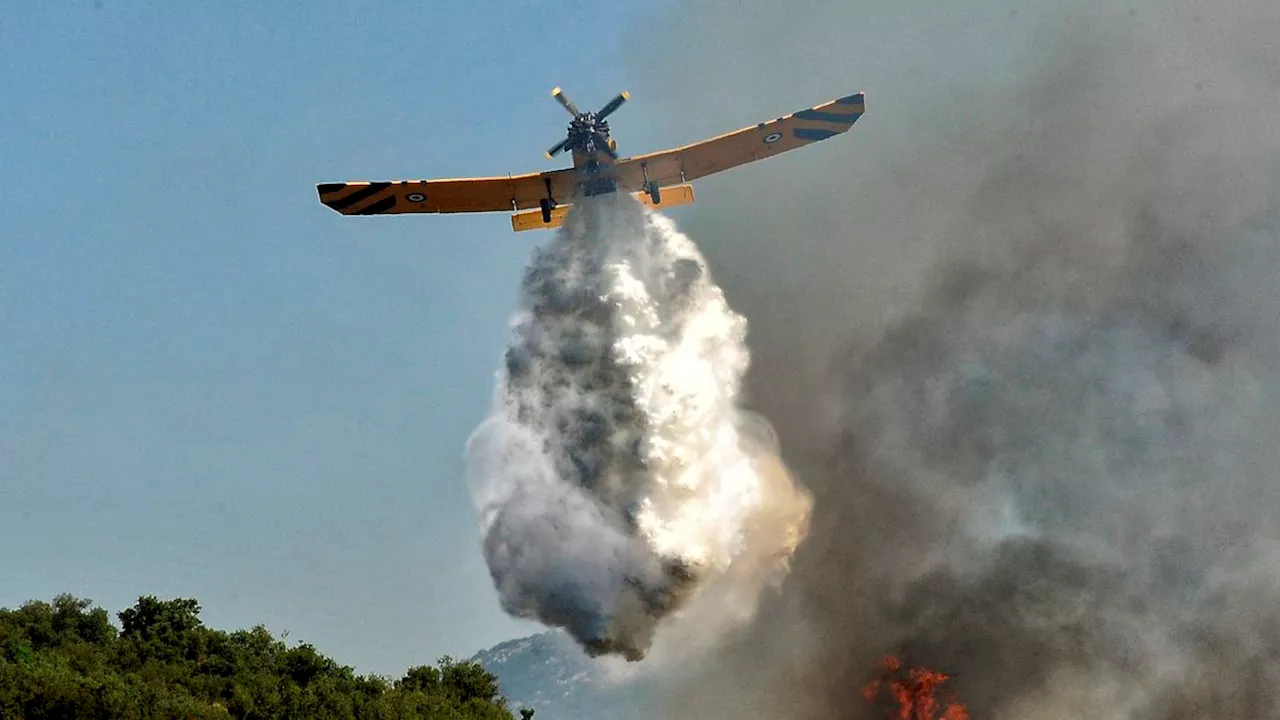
[0,594,528,720]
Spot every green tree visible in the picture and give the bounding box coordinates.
[439,656,504,705]
[117,596,201,640]
[398,664,441,693]
[0,594,520,720]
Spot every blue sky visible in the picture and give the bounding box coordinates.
[0,1,676,676]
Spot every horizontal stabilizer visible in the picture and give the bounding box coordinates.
[511,204,572,232]
[636,183,695,210]
[509,184,697,232]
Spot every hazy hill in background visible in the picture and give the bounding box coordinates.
[471,632,655,720]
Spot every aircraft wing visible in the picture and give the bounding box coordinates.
[612,91,865,192]
[317,169,577,216]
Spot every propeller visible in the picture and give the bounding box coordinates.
[545,87,629,159]
[594,132,617,158]
[596,91,630,120]
[551,87,580,116]
[545,137,570,160]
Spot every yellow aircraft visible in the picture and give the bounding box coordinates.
[316,87,866,232]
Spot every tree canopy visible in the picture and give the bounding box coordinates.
[0,593,526,720]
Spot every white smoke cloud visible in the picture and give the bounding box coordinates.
[465,193,811,661]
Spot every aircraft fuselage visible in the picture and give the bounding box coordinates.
[565,114,621,196]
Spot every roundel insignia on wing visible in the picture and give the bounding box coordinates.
[407,192,426,202]
[763,132,782,144]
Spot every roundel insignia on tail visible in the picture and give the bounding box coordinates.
[407,192,426,202]
[763,132,782,144]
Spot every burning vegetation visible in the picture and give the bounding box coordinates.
[863,656,969,720]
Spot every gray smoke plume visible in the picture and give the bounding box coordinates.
[466,193,811,661]
[615,1,1280,718]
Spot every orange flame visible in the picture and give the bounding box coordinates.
[862,655,970,720]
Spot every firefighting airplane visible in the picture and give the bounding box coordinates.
[316,87,866,232]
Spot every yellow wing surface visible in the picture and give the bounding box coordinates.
[612,91,866,192]
[316,91,865,225]
[317,169,577,216]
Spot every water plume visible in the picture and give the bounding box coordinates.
[465,193,811,661]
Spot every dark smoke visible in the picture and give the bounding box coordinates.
[623,1,1280,718]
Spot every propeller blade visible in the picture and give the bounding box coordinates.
[596,91,630,120]
[546,137,571,159]
[551,87,580,116]
[593,132,618,158]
